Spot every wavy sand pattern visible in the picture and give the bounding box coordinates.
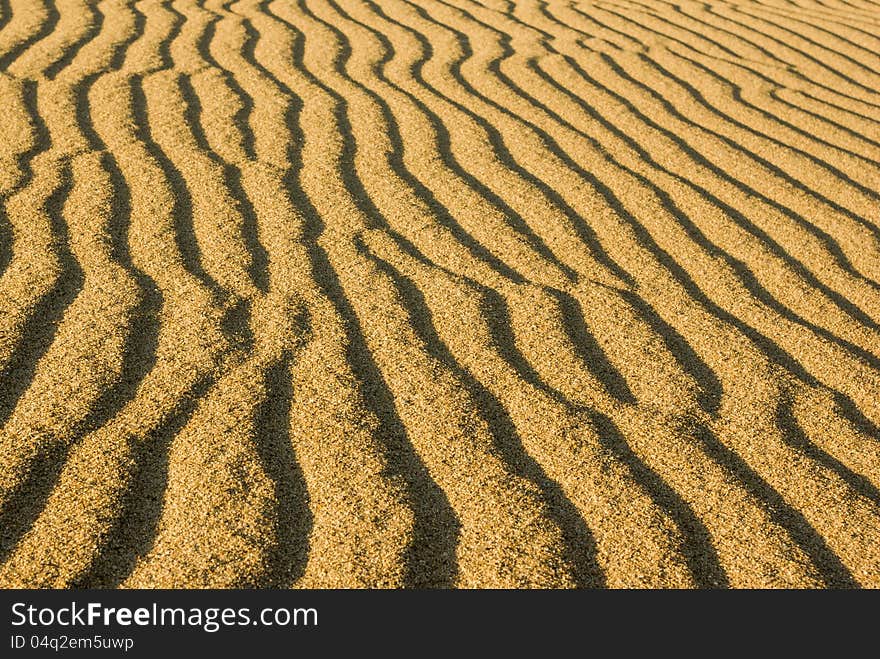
[0,0,878,588]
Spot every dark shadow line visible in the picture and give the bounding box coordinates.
[232,1,261,162]
[832,391,880,441]
[288,0,629,583]
[610,0,872,96]
[414,1,776,412]
[545,287,638,406]
[565,0,880,209]
[824,0,880,13]
[632,0,880,78]
[111,0,147,72]
[591,411,728,588]
[91,143,162,422]
[219,296,254,352]
[72,3,152,337]
[688,419,859,588]
[621,0,770,58]
[288,5,522,286]
[1,0,242,584]
[274,0,868,589]
[0,0,12,33]
[75,375,216,588]
[178,74,270,294]
[742,0,878,26]
[361,237,605,587]
[1,0,156,581]
[477,284,614,412]
[569,0,757,61]
[0,150,162,563]
[295,194,461,589]
[817,0,880,14]
[614,286,723,414]
[317,0,631,411]
[734,0,880,62]
[777,394,880,508]
[3,79,53,219]
[0,204,10,279]
[556,0,648,51]
[252,353,312,587]
[0,164,80,429]
[230,0,257,160]
[196,1,258,161]
[578,88,880,370]
[154,0,183,71]
[767,87,880,153]
[278,3,528,287]
[43,0,103,79]
[575,1,880,226]
[797,87,880,126]
[0,441,71,564]
[598,0,748,60]
[0,80,53,281]
[1,59,164,568]
[0,0,60,71]
[128,74,225,300]
[506,38,878,346]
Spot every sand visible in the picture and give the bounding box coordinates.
[0,0,878,589]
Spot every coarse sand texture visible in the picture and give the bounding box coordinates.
[0,0,879,588]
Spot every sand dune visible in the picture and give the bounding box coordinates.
[0,0,878,588]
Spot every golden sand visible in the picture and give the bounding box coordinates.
[0,0,878,588]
